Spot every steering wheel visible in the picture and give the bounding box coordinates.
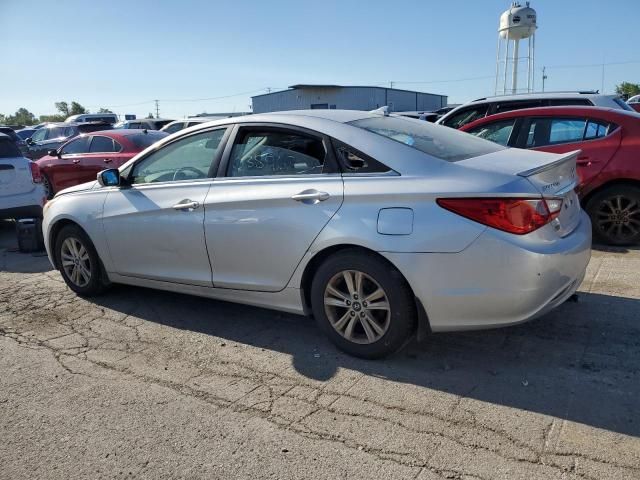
[172,166,204,182]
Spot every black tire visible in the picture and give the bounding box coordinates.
[42,174,54,200]
[54,224,109,296]
[585,185,640,246]
[310,249,416,359]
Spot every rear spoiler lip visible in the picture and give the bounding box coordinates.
[516,150,580,178]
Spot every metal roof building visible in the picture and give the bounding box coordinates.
[252,84,447,114]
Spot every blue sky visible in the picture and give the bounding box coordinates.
[2,0,639,119]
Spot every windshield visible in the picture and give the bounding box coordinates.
[126,131,168,150]
[349,115,505,162]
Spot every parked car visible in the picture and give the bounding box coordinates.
[114,118,173,130]
[460,106,640,245]
[26,122,113,160]
[15,128,37,141]
[42,110,590,358]
[0,133,45,220]
[627,95,640,113]
[36,129,167,198]
[160,118,216,134]
[438,91,634,129]
[0,126,30,157]
[65,113,119,125]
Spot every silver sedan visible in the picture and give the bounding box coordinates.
[42,110,591,358]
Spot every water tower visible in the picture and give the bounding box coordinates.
[495,2,537,95]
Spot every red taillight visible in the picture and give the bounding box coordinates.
[29,161,42,184]
[436,197,563,235]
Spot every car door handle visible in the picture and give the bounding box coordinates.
[291,189,330,204]
[103,158,112,163]
[172,200,200,211]
[72,159,80,164]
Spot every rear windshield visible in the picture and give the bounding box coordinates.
[349,116,504,162]
[0,128,19,141]
[0,138,21,158]
[126,131,168,149]
[612,97,634,111]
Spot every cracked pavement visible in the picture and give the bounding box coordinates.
[0,220,639,479]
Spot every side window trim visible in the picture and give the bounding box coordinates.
[124,126,231,185]
[216,123,339,179]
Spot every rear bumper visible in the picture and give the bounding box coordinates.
[383,210,592,332]
[0,204,43,220]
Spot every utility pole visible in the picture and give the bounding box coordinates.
[541,66,547,92]
[389,81,394,89]
[601,63,606,94]
[154,99,160,118]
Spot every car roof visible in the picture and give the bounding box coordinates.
[460,106,640,131]
[468,91,606,103]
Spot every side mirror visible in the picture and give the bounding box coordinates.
[48,149,60,158]
[97,168,121,187]
[26,137,34,145]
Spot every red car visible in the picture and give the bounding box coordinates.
[37,129,167,199]
[460,106,640,245]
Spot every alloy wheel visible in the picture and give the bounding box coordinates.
[60,237,92,288]
[595,195,640,242]
[323,270,391,345]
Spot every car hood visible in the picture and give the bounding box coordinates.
[55,180,99,197]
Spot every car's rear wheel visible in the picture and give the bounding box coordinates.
[585,185,640,245]
[311,250,416,359]
[42,174,54,200]
[54,224,109,296]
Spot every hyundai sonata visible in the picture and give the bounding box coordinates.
[42,110,591,358]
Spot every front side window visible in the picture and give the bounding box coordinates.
[47,127,68,139]
[89,136,118,153]
[61,136,90,155]
[466,119,517,146]
[228,129,326,177]
[130,129,225,184]
[31,129,47,142]
[441,105,490,129]
[350,116,504,162]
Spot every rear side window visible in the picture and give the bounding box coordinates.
[612,97,634,111]
[525,117,613,148]
[333,140,391,173]
[0,138,21,158]
[547,99,592,106]
[465,119,517,146]
[584,120,611,140]
[162,122,185,134]
[126,131,168,149]
[441,105,490,128]
[493,100,543,114]
[228,129,327,177]
[350,116,504,162]
[89,136,119,153]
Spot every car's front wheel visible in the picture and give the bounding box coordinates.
[311,249,416,359]
[585,185,640,246]
[54,224,109,296]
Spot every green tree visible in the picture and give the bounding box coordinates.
[615,82,640,99]
[0,108,38,126]
[98,108,113,113]
[54,100,88,118]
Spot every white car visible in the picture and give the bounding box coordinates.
[0,133,45,220]
[438,91,634,129]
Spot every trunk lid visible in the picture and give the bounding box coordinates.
[459,148,582,236]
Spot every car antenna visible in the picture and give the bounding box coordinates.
[369,106,390,116]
